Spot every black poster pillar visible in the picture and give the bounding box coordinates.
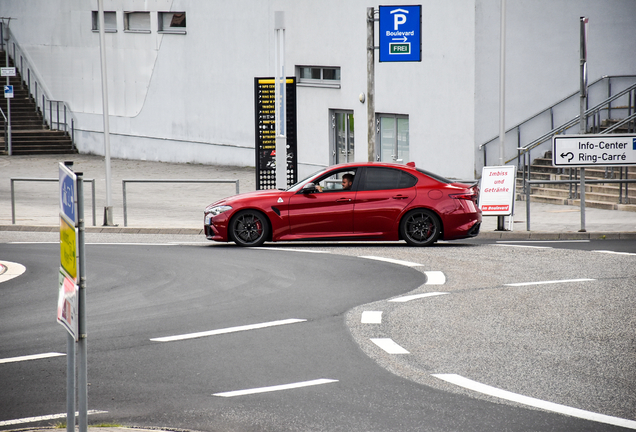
[254,77,297,190]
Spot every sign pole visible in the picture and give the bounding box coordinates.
[66,326,75,432]
[579,17,588,232]
[367,7,376,162]
[3,18,12,156]
[98,0,114,226]
[274,11,287,190]
[76,172,88,432]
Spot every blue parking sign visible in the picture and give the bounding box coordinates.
[4,85,13,98]
[379,5,422,62]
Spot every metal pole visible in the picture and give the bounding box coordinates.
[4,20,12,156]
[367,7,376,162]
[98,0,114,225]
[579,17,588,232]
[76,172,88,432]
[496,0,506,230]
[66,333,75,432]
[10,178,15,224]
[274,11,287,190]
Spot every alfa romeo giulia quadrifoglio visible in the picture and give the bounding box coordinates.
[204,162,481,247]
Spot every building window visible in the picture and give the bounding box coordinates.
[92,11,117,32]
[377,114,409,163]
[124,12,151,33]
[158,12,187,34]
[297,66,341,88]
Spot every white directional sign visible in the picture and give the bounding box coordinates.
[1,67,16,77]
[552,134,636,167]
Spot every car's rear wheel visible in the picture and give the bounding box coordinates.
[229,210,269,247]
[400,209,441,246]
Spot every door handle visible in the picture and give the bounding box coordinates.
[392,195,408,200]
[336,198,352,202]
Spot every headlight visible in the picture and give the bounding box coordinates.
[205,205,232,217]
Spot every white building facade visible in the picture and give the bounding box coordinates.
[1,0,635,180]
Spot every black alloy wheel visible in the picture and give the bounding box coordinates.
[400,209,441,246]
[230,210,269,247]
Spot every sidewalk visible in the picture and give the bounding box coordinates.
[1,154,634,239]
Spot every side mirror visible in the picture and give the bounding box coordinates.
[301,183,317,194]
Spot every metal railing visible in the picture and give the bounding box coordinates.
[122,179,240,227]
[10,178,96,226]
[524,178,636,231]
[479,75,636,171]
[1,22,76,144]
[0,106,6,152]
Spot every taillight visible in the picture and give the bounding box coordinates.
[450,192,478,204]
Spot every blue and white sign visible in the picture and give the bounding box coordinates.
[4,85,13,99]
[59,163,77,225]
[552,134,636,167]
[379,5,422,62]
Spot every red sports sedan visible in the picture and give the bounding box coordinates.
[204,162,481,247]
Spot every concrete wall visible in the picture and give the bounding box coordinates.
[1,0,634,180]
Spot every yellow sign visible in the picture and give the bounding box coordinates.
[60,217,77,281]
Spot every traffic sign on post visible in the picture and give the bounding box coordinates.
[552,134,636,167]
[4,85,13,98]
[379,5,422,62]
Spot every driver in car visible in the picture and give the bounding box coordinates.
[317,173,354,192]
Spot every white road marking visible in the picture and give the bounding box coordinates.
[424,271,446,285]
[0,410,108,426]
[504,278,595,287]
[252,247,330,254]
[593,250,636,256]
[432,374,636,429]
[370,338,410,354]
[358,256,422,267]
[213,378,338,397]
[389,292,449,303]
[150,318,306,342]
[494,244,551,249]
[0,352,65,364]
[497,240,590,243]
[361,311,383,324]
[0,260,26,283]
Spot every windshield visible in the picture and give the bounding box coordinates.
[286,168,327,192]
[416,168,452,184]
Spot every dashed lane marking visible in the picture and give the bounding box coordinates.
[423,270,446,285]
[361,311,383,324]
[213,378,338,397]
[504,278,595,287]
[0,352,65,364]
[389,292,449,303]
[593,250,636,256]
[0,260,26,283]
[0,410,108,427]
[150,318,306,342]
[432,374,636,430]
[358,256,423,267]
[370,338,410,354]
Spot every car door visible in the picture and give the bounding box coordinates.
[286,169,357,238]
[353,167,417,235]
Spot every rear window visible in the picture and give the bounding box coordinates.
[416,168,452,184]
[361,167,417,190]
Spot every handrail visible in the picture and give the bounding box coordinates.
[515,81,636,156]
[0,105,6,153]
[479,75,636,151]
[1,22,76,145]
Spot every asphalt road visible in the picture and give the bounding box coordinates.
[0,234,634,431]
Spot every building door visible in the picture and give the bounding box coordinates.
[331,110,354,165]
[377,114,409,163]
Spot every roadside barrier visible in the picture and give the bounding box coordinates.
[10,178,96,226]
[122,179,240,227]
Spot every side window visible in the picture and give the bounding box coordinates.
[158,12,187,34]
[361,167,416,191]
[92,11,117,32]
[315,170,357,192]
[124,12,151,33]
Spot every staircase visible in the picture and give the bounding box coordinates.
[0,53,76,155]
[516,151,636,212]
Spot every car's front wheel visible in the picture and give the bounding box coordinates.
[400,209,441,246]
[229,210,269,247]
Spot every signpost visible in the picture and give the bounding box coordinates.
[379,5,422,63]
[552,134,636,167]
[58,162,88,432]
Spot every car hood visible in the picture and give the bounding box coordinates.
[206,189,289,209]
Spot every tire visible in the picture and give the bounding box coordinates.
[400,209,441,246]
[229,210,269,247]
